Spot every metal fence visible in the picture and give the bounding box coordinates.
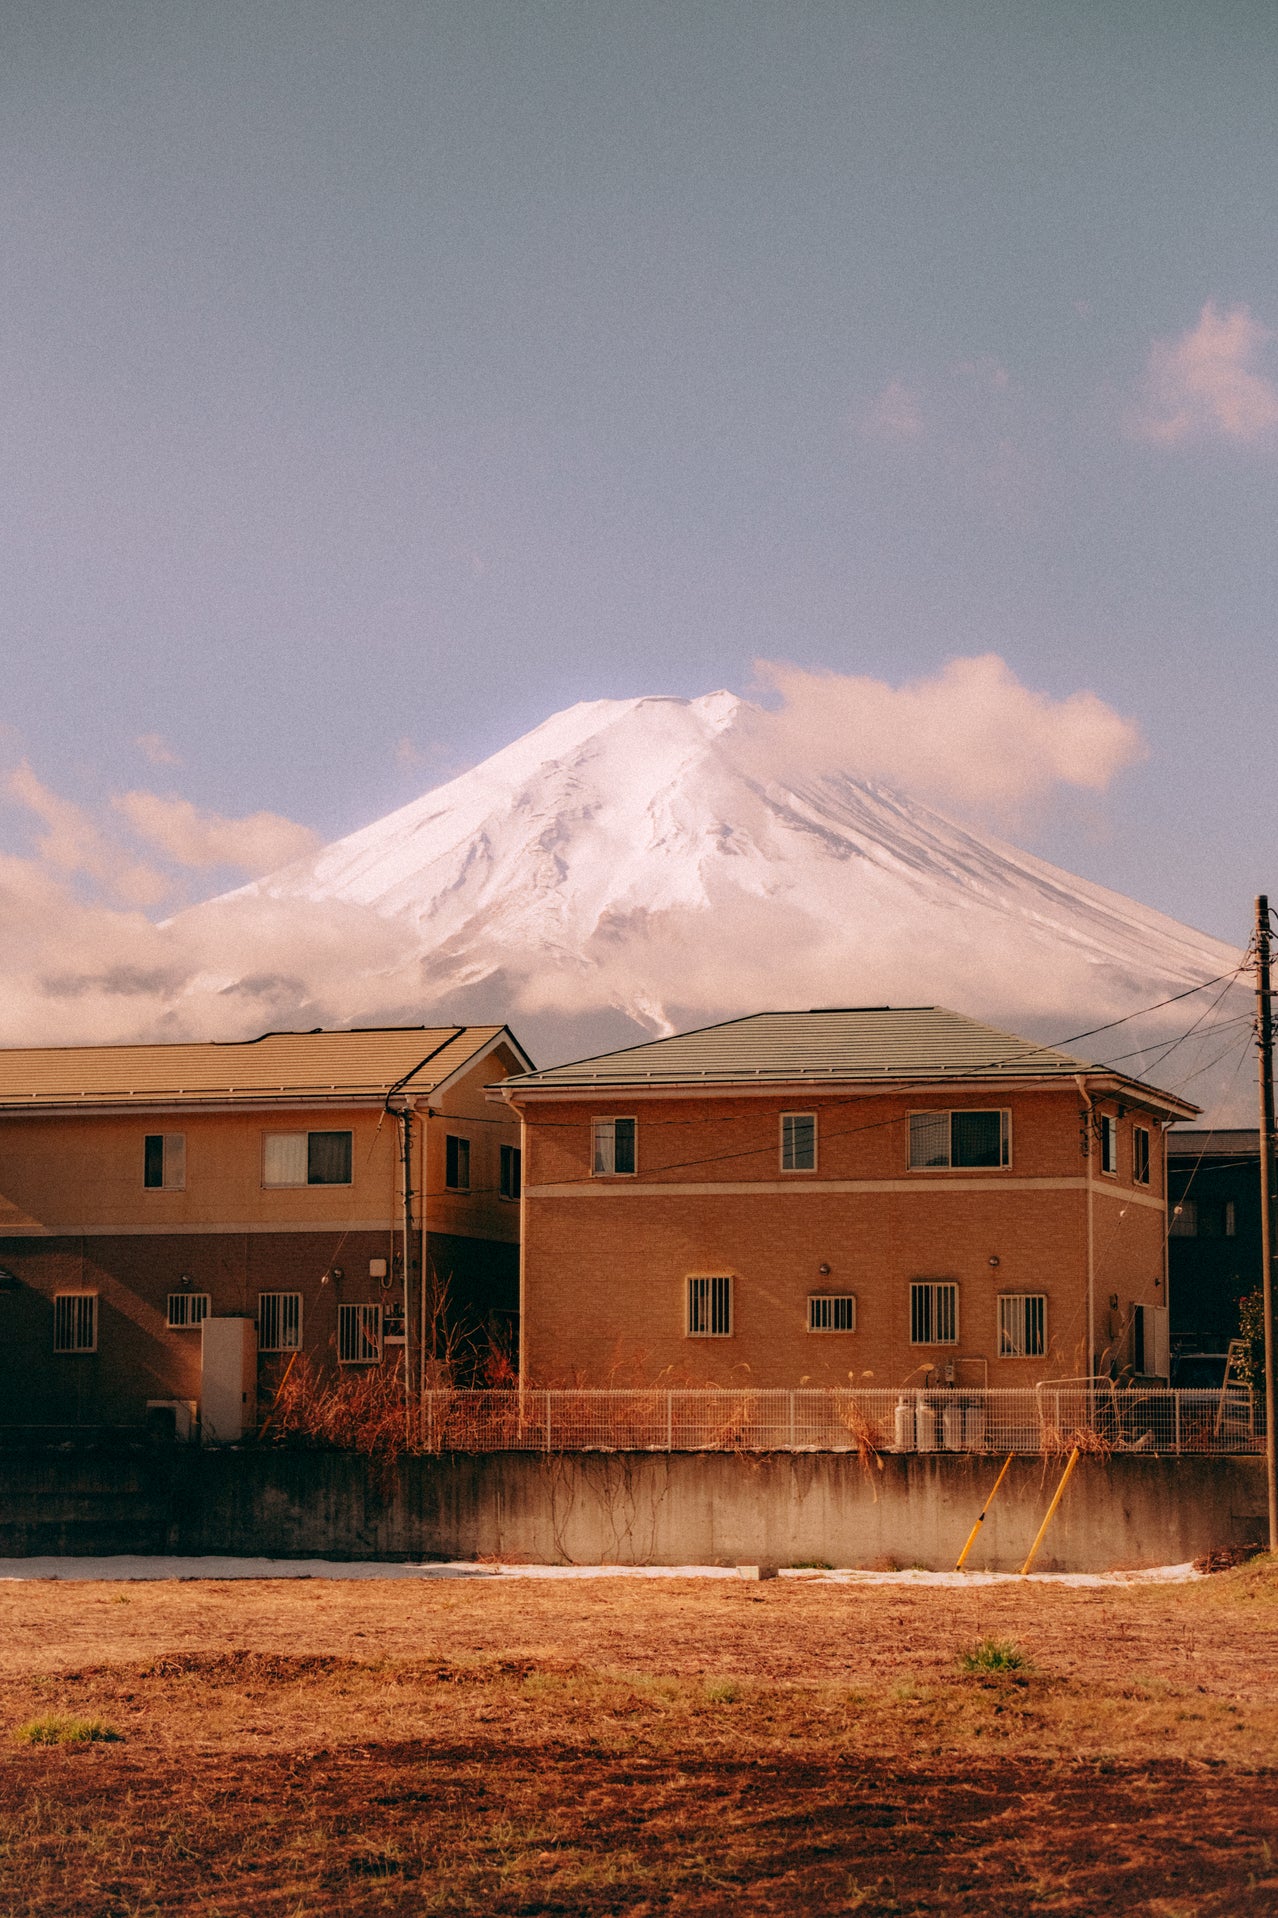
[418,1384,1262,1457]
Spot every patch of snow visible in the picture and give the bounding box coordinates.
[0,1556,1200,1584]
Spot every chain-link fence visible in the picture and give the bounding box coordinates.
[418,1384,1262,1457]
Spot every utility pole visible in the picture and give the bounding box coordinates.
[1255,895,1278,1553]
[398,1100,416,1435]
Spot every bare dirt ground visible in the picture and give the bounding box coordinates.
[0,1565,1275,1914]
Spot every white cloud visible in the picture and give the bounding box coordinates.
[112,792,320,874]
[135,732,181,767]
[861,379,925,441]
[741,654,1145,823]
[1132,301,1278,445]
[6,762,169,907]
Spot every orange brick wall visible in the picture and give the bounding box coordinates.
[516,1086,1168,1387]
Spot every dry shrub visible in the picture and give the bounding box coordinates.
[264,1355,413,1459]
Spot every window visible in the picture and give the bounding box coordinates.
[687,1274,732,1337]
[908,1110,1010,1169]
[499,1143,521,1201]
[167,1292,210,1330]
[53,1293,97,1354]
[781,1113,817,1172]
[998,1293,1046,1358]
[592,1117,636,1176]
[338,1302,382,1364]
[808,1294,856,1332]
[258,1292,302,1353]
[144,1134,186,1190]
[1100,1114,1118,1176]
[910,1281,958,1345]
[1133,1126,1151,1186]
[445,1134,471,1191]
[262,1131,352,1187]
[1169,1198,1197,1237]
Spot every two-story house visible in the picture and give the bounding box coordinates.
[0,1023,531,1432]
[498,1007,1196,1388]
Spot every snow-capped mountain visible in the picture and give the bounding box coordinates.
[179,691,1245,1098]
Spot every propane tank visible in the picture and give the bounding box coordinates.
[915,1395,938,1452]
[941,1398,964,1451]
[893,1395,915,1453]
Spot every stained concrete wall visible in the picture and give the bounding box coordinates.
[0,1448,1266,1571]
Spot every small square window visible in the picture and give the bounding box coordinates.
[592,1117,636,1176]
[258,1292,303,1353]
[167,1292,210,1330]
[910,1280,958,1345]
[53,1293,97,1354]
[998,1293,1046,1358]
[808,1294,856,1333]
[1133,1126,1151,1186]
[446,1134,471,1191]
[499,1143,521,1201]
[687,1274,732,1337]
[781,1113,816,1172]
[338,1302,382,1364]
[144,1134,186,1190]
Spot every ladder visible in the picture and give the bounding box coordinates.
[1215,1338,1251,1437]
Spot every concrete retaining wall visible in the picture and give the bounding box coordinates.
[0,1448,1266,1571]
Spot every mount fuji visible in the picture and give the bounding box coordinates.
[171,691,1244,1099]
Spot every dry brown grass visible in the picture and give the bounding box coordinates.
[0,1568,1276,1913]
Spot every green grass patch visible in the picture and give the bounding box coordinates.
[15,1714,121,1746]
[957,1639,1030,1676]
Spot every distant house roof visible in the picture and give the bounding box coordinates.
[0,1025,532,1112]
[503,1007,1198,1115]
[1166,1128,1259,1160]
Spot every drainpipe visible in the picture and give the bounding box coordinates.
[1075,1075,1096,1381]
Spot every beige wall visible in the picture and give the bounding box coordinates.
[516,1085,1169,1387]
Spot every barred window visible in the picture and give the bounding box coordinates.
[167,1292,210,1330]
[263,1132,352,1187]
[258,1292,303,1353]
[144,1134,186,1190]
[445,1134,471,1191]
[338,1302,382,1365]
[592,1117,636,1176]
[909,1111,1009,1169]
[499,1143,521,1201]
[687,1275,732,1337]
[781,1113,817,1172]
[808,1294,856,1333]
[1133,1126,1151,1186]
[910,1280,958,1345]
[998,1293,1046,1358]
[53,1293,97,1354]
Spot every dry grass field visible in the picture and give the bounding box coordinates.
[0,1564,1275,1915]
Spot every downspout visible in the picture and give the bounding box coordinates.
[1075,1075,1096,1379]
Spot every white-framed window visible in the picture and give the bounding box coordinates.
[780,1112,817,1172]
[592,1117,636,1176]
[258,1292,303,1353]
[808,1293,856,1333]
[1100,1114,1118,1176]
[908,1110,1010,1170]
[53,1293,98,1354]
[338,1302,382,1365]
[144,1133,186,1190]
[167,1292,210,1330]
[445,1134,471,1191]
[262,1131,352,1188]
[499,1143,521,1201]
[1133,1125,1151,1186]
[998,1293,1046,1358]
[687,1274,732,1337]
[910,1280,958,1345]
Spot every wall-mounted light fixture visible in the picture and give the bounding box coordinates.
[817,1262,831,1276]
[988,1256,1000,1268]
[179,1273,193,1288]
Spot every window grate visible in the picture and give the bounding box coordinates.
[998,1293,1046,1358]
[338,1302,382,1365]
[687,1275,732,1337]
[167,1292,210,1330]
[258,1292,303,1353]
[910,1280,958,1345]
[53,1293,97,1354]
[808,1294,856,1332]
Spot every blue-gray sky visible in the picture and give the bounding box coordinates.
[2,2,1275,948]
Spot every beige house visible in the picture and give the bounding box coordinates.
[498,1008,1196,1389]
[0,1024,531,1432]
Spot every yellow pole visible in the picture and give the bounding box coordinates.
[955,1453,1014,1572]
[1019,1447,1081,1577]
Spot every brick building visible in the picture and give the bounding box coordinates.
[0,1024,530,1433]
[499,1008,1195,1389]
